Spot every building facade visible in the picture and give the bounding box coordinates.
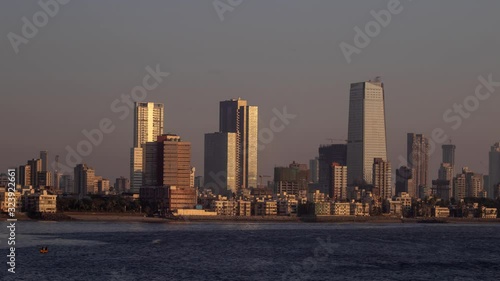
[489,142,500,199]
[373,158,392,199]
[204,132,237,195]
[407,133,429,192]
[130,102,164,191]
[347,80,388,185]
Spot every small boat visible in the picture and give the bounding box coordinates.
[39,247,49,254]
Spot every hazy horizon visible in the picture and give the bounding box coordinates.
[2,0,499,182]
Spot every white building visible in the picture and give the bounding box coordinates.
[130,102,164,191]
[331,164,348,201]
[347,80,388,185]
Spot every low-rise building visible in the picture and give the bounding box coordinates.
[212,200,237,216]
[332,202,350,216]
[482,207,498,219]
[173,209,217,216]
[25,190,57,213]
[312,202,331,216]
[237,200,252,216]
[432,207,450,218]
[350,202,370,216]
[254,200,277,216]
[0,187,22,213]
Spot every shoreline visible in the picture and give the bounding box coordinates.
[4,212,499,224]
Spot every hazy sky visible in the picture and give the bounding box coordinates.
[1,0,499,182]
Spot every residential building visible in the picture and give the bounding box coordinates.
[407,133,430,194]
[130,102,164,191]
[0,187,22,213]
[218,98,258,191]
[274,162,309,196]
[25,190,57,213]
[254,200,277,216]
[331,163,348,201]
[373,158,392,199]
[309,157,319,183]
[74,164,95,198]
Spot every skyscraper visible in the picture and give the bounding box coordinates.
[407,133,429,193]
[74,164,95,198]
[319,144,347,193]
[331,163,348,200]
[488,142,500,199]
[130,102,164,191]
[442,144,456,166]
[347,80,388,185]
[309,157,319,184]
[373,158,392,199]
[27,159,42,188]
[204,132,237,194]
[438,163,454,199]
[218,98,258,190]
[40,151,48,172]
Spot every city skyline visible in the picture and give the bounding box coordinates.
[1,1,499,183]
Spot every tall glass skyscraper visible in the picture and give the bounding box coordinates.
[347,80,388,185]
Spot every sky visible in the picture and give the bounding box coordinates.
[1,0,499,182]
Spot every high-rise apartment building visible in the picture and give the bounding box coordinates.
[442,144,456,166]
[407,133,429,191]
[216,98,258,190]
[331,163,348,201]
[74,164,95,198]
[28,159,42,188]
[18,164,31,187]
[488,142,500,199]
[40,151,48,172]
[373,158,392,199]
[130,102,164,191]
[347,80,388,185]
[204,132,237,194]
[309,157,319,184]
[438,163,454,199]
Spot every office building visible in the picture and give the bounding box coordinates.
[373,158,392,199]
[130,102,164,191]
[143,134,192,189]
[204,132,238,195]
[219,98,258,190]
[407,133,429,190]
[347,80,388,185]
